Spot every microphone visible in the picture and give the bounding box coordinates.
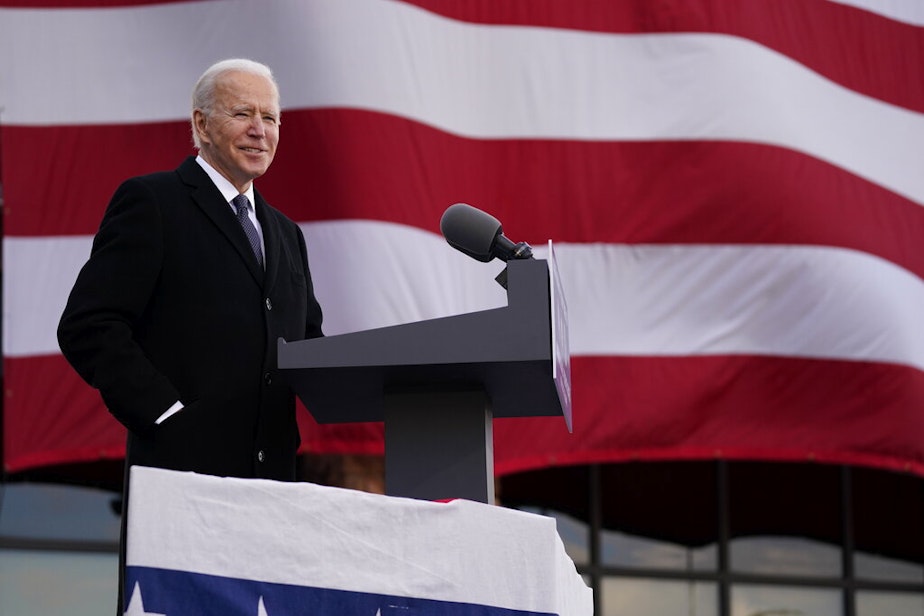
[440,203,533,263]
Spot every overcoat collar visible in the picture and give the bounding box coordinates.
[176,156,280,291]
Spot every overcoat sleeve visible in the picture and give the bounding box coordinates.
[294,223,324,341]
[58,178,181,435]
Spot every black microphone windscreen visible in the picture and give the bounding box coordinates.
[440,203,502,262]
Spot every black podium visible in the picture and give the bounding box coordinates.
[278,252,571,504]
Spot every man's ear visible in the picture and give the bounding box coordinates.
[193,109,210,144]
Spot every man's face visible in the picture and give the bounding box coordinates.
[194,70,280,193]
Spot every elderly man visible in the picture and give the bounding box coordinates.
[58,58,324,612]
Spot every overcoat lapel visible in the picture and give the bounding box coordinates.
[177,158,265,286]
[254,190,280,296]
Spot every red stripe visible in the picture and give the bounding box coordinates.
[0,122,196,237]
[5,111,923,278]
[8,354,924,477]
[305,354,924,477]
[403,0,924,115]
[0,354,362,473]
[2,355,127,472]
[495,355,924,477]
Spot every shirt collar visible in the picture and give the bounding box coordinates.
[195,155,257,210]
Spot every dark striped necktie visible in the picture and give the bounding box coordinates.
[231,194,264,267]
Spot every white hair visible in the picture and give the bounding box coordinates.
[190,59,280,149]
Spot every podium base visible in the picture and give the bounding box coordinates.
[384,388,494,504]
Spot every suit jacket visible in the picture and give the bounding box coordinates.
[58,157,323,481]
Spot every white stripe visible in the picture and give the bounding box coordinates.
[8,223,924,372]
[3,236,91,359]
[1,0,921,206]
[548,243,924,370]
[300,220,509,334]
[827,0,924,26]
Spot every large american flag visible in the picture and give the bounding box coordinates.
[2,0,923,477]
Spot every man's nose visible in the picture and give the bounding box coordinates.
[248,117,265,137]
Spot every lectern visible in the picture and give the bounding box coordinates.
[278,248,571,504]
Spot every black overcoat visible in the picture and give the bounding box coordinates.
[58,156,324,481]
